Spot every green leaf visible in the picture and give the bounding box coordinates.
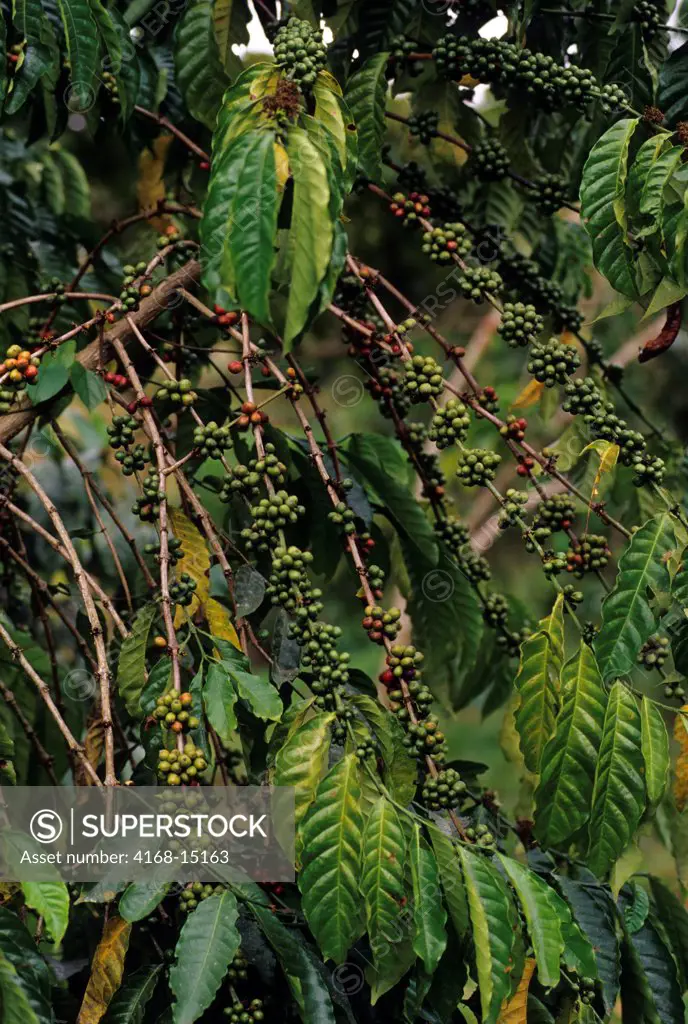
[648,878,688,989]
[641,275,687,319]
[71,363,106,410]
[588,682,646,878]
[658,40,688,127]
[107,9,139,122]
[348,694,417,805]
[430,828,469,939]
[640,699,670,808]
[637,145,684,237]
[0,952,39,1024]
[273,711,334,827]
[580,117,640,298]
[283,126,333,347]
[344,52,389,181]
[299,754,365,963]
[248,897,336,1024]
[313,74,358,196]
[6,0,59,114]
[54,0,100,112]
[595,513,675,681]
[409,824,447,974]
[627,135,670,221]
[535,642,608,847]
[672,546,688,609]
[52,148,91,219]
[212,0,249,76]
[174,0,229,129]
[344,434,438,564]
[220,646,282,722]
[498,857,562,988]
[169,891,240,1024]
[139,657,171,719]
[203,661,238,745]
[514,593,565,774]
[105,965,163,1024]
[116,603,157,718]
[458,846,516,1024]
[360,797,407,979]
[623,881,650,934]
[221,130,280,328]
[0,906,52,1019]
[27,339,76,404]
[548,881,599,984]
[119,878,170,922]
[619,890,684,1024]
[21,880,69,945]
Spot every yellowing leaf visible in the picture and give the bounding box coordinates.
[674,708,688,811]
[76,714,104,786]
[137,135,173,231]
[459,74,479,88]
[169,508,210,626]
[274,142,290,192]
[77,916,131,1024]
[511,378,545,410]
[498,958,536,1024]
[206,597,242,651]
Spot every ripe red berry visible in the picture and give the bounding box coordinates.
[127,401,138,414]
[199,160,210,171]
[139,396,153,408]
[228,360,243,374]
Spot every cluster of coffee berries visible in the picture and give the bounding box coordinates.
[381,645,447,760]
[366,366,410,418]
[471,138,510,180]
[429,399,471,449]
[500,415,528,443]
[0,345,41,408]
[483,593,509,628]
[456,447,502,486]
[562,377,603,416]
[497,249,585,332]
[273,16,328,91]
[236,401,269,430]
[242,492,305,551]
[219,465,263,502]
[115,443,148,476]
[153,691,199,733]
[498,488,528,529]
[422,767,466,810]
[561,584,584,610]
[632,0,665,37]
[498,302,543,347]
[193,421,232,458]
[107,414,137,449]
[403,354,444,402]
[228,952,249,982]
[367,563,386,600]
[405,422,447,500]
[156,378,197,407]
[434,516,470,551]
[362,604,402,644]
[389,191,431,225]
[328,502,357,535]
[582,622,599,646]
[103,370,131,391]
[169,573,198,607]
[533,494,576,535]
[223,999,265,1023]
[132,473,161,521]
[179,882,224,912]
[664,677,686,701]
[145,537,184,565]
[353,735,377,761]
[465,823,496,851]
[534,173,569,215]
[458,265,503,303]
[265,547,321,619]
[432,35,626,114]
[157,742,208,785]
[408,110,439,145]
[299,622,351,709]
[566,534,611,577]
[528,337,580,387]
[102,69,119,102]
[119,262,149,309]
[421,223,472,262]
[638,635,670,670]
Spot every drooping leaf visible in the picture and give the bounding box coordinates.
[409,823,447,974]
[205,599,241,651]
[514,594,565,774]
[212,0,250,76]
[535,642,608,847]
[360,797,408,981]
[344,52,388,181]
[105,965,163,1024]
[283,126,333,347]
[0,953,40,1024]
[595,513,675,681]
[203,661,238,745]
[580,117,640,298]
[119,878,170,923]
[648,877,688,988]
[658,40,688,126]
[619,889,684,1024]
[71,363,107,411]
[116,602,157,718]
[169,891,240,1024]
[0,905,53,1019]
[6,0,59,114]
[497,958,536,1024]
[54,0,100,112]
[299,754,365,963]
[77,916,132,1024]
[587,682,646,878]
[21,880,69,945]
[169,507,211,624]
[174,0,230,129]
[555,878,617,1012]
[458,846,516,1024]
[640,698,670,808]
[219,645,282,721]
[430,828,470,939]
[498,857,562,989]
[273,711,334,827]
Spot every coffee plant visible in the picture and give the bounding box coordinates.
[3,0,688,1021]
